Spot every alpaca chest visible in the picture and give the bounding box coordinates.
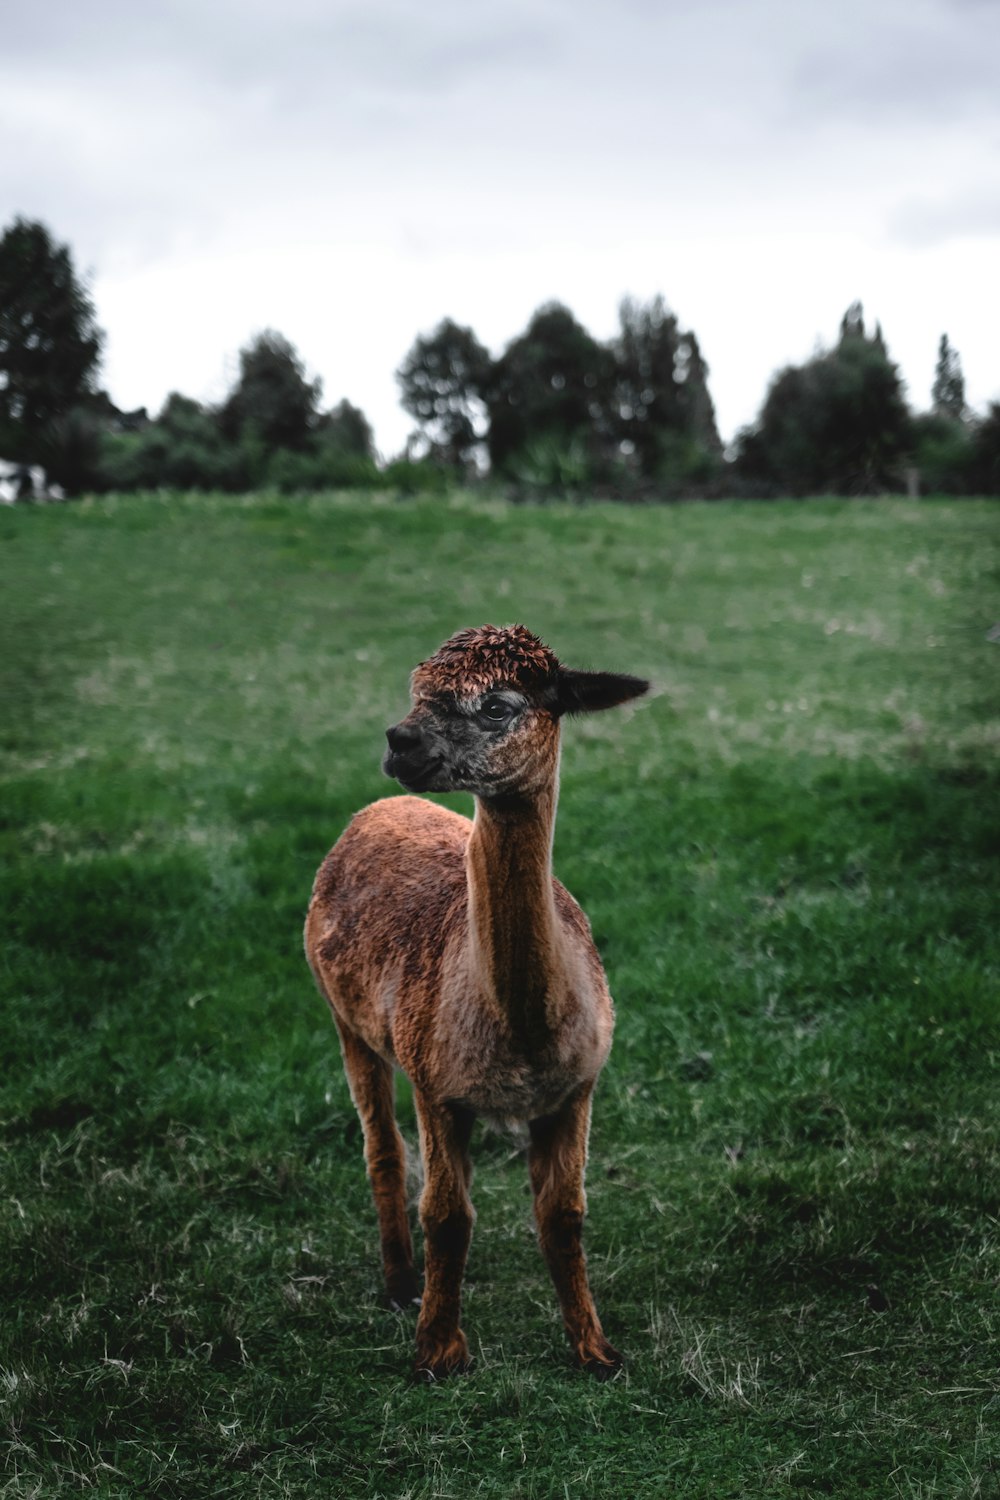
[426,1000,613,1126]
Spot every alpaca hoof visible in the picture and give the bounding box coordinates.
[389,1293,423,1313]
[578,1338,624,1380]
[414,1333,471,1382]
[386,1269,422,1311]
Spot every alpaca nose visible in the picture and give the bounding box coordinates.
[386,722,423,755]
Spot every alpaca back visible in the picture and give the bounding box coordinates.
[306,796,470,1054]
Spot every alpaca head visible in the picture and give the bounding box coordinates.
[383,625,648,799]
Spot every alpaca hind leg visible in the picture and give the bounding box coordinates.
[412,1093,475,1380]
[334,1017,419,1308]
[529,1086,623,1377]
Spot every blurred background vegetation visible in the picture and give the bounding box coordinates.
[3,215,998,502]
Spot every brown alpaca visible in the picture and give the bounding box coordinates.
[305,624,648,1380]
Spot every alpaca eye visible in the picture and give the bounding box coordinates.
[481,696,512,723]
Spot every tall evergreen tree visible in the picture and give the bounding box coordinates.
[839,301,866,343]
[931,334,965,420]
[0,217,103,467]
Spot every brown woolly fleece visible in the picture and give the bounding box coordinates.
[305,625,647,1380]
[411,623,560,698]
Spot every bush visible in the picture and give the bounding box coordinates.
[508,434,591,492]
[909,412,975,495]
[266,445,379,493]
[654,431,722,489]
[967,404,1000,495]
[381,456,451,496]
[96,425,246,493]
[46,403,105,494]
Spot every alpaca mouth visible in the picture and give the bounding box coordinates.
[383,752,445,792]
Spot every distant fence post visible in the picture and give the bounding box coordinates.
[904,467,920,499]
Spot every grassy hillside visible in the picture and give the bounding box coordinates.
[1,491,998,1498]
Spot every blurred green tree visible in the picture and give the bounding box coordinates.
[0,217,103,475]
[485,302,613,477]
[219,330,321,451]
[613,295,720,480]
[397,318,491,471]
[966,403,1000,494]
[319,398,375,460]
[98,392,244,491]
[909,411,974,494]
[735,305,911,494]
[931,333,966,420]
[839,300,866,342]
[97,387,380,494]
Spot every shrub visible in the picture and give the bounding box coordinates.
[508,434,591,492]
[382,456,451,496]
[909,412,975,495]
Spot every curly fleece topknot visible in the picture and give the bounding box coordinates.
[411,624,560,698]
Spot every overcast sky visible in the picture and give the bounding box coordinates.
[3,0,998,456]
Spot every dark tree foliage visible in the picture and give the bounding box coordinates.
[839,300,866,343]
[736,305,911,495]
[89,389,149,433]
[396,319,491,470]
[219,330,321,451]
[966,403,1000,494]
[96,387,379,494]
[485,302,614,475]
[909,411,975,494]
[932,333,966,420]
[613,295,720,480]
[0,217,103,472]
[319,398,375,460]
[98,392,243,492]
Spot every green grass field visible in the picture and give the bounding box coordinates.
[2,491,998,1498]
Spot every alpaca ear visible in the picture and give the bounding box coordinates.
[555,669,650,716]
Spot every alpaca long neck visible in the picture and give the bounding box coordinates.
[466,780,563,1035]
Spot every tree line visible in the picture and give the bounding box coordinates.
[2,216,998,498]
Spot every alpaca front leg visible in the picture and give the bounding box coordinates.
[529,1087,623,1378]
[413,1094,475,1380]
[334,1018,419,1309]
